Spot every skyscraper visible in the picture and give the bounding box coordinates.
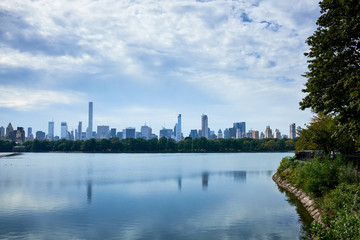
[86,102,93,140]
[176,114,182,142]
[61,122,68,139]
[0,126,4,137]
[97,125,110,139]
[233,122,246,138]
[201,114,209,139]
[48,121,54,140]
[78,121,82,140]
[289,123,296,139]
[265,126,273,138]
[141,124,152,140]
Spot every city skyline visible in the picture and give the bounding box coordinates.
[0,102,298,141]
[0,1,319,137]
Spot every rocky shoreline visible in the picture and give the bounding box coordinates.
[272,173,326,227]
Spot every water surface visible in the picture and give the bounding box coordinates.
[0,153,311,239]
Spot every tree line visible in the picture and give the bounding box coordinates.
[0,137,296,153]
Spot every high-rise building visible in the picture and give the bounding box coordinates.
[274,129,281,139]
[217,129,223,139]
[110,128,116,138]
[36,131,46,140]
[124,127,135,139]
[289,123,296,139]
[61,122,68,139]
[0,126,4,137]
[246,130,253,138]
[201,114,209,139]
[97,126,110,139]
[27,127,32,137]
[252,131,259,139]
[116,132,123,140]
[141,125,152,140]
[78,121,82,140]
[233,122,246,138]
[47,121,54,140]
[189,129,199,139]
[224,128,230,139]
[176,114,182,142]
[86,102,93,140]
[265,126,273,138]
[159,128,173,139]
[15,127,25,143]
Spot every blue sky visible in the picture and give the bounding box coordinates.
[0,0,320,137]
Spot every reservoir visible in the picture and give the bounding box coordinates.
[0,153,311,239]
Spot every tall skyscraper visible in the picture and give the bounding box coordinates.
[176,114,182,142]
[141,124,152,140]
[48,121,54,140]
[201,114,209,139]
[78,121,82,140]
[233,122,246,138]
[289,123,296,139]
[86,102,93,140]
[265,126,273,138]
[61,122,68,139]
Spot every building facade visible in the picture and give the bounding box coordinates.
[86,102,93,140]
[61,122,68,139]
[201,114,209,139]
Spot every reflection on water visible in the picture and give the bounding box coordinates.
[0,153,309,239]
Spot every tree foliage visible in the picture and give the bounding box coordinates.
[1,137,297,153]
[300,0,360,152]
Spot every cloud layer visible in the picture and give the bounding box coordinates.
[0,0,320,135]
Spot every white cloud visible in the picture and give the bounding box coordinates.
[0,86,86,111]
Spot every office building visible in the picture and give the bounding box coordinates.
[124,127,136,139]
[201,114,209,139]
[116,132,123,140]
[47,121,54,140]
[289,123,296,139]
[61,122,68,139]
[110,128,116,138]
[36,131,46,140]
[86,102,93,139]
[0,126,4,137]
[78,121,82,140]
[159,128,173,139]
[189,129,198,139]
[224,128,230,139]
[97,126,110,139]
[141,125,152,140]
[233,122,246,139]
[176,114,182,142]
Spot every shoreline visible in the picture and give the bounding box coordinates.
[272,173,326,227]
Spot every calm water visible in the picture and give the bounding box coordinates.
[0,153,311,239]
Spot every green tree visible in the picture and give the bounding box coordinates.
[300,0,360,152]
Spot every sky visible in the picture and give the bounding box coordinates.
[0,0,320,137]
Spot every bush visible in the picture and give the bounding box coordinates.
[294,157,339,197]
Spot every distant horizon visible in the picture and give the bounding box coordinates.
[0,0,320,138]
